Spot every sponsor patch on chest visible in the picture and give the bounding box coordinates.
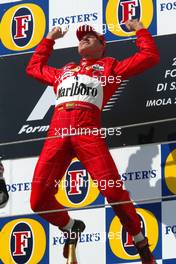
[55,74,103,109]
[92,64,104,71]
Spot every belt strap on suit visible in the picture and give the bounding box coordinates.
[56,102,97,111]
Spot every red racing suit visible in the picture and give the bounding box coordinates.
[26,29,159,235]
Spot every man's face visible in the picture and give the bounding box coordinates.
[78,33,104,58]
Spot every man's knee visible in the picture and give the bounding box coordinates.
[30,183,56,212]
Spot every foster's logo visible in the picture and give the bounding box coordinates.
[0,218,47,263]
[105,0,155,38]
[0,3,46,52]
[12,7,33,48]
[161,144,176,196]
[107,207,160,261]
[10,222,33,263]
[56,158,101,208]
[65,160,89,204]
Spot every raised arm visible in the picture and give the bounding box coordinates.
[112,20,160,79]
[26,27,68,86]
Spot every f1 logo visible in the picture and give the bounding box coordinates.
[13,231,31,256]
[68,170,86,195]
[14,15,32,39]
[120,0,138,24]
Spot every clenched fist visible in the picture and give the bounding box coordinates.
[46,27,68,40]
[125,19,144,31]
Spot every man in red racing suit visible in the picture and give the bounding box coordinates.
[26,20,160,263]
